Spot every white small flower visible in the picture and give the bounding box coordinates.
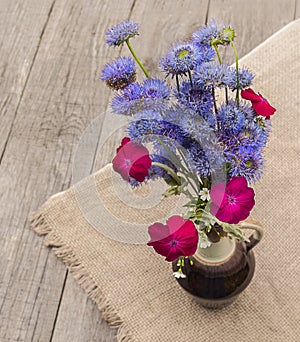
[201,216,216,229]
[199,188,210,201]
[173,271,186,279]
[198,231,212,249]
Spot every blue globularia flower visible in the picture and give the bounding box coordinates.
[225,145,264,183]
[111,78,170,115]
[111,83,144,115]
[224,68,254,90]
[217,101,246,135]
[192,19,234,46]
[175,81,214,120]
[106,20,139,46]
[160,42,214,77]
[101,57,136,90]
[194,62,231,88]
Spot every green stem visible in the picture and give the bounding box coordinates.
[177,148,200,194]
[230,39,240,106]
[152,162,181,184]
[213,45,228,104]
[157,138,181,169]
[213,45,222,64]
[126,39,150,78]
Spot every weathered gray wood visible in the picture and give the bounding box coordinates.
[0,0,298,341]
[0,0,55,156]
[0,0,133,341]
[296,0,300,18]
[208,0,297,63]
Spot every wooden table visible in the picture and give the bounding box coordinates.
[1,0,299,340]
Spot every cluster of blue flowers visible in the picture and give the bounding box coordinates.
[101,19,271,185]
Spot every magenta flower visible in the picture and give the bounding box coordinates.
[241,88,276,118]
[112,137,152,182]
[147,215,198,262]
[210,177,255,224]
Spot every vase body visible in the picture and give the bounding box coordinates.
[172,238,256,309]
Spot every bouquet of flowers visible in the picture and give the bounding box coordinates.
[101,20,276,276]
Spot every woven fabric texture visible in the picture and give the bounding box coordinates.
[31,20,300,342]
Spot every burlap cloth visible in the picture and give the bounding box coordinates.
[31,20,300,342]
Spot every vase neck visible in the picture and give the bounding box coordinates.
[194,237,236,265]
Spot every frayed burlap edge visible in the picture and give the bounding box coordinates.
[30,206,134,342]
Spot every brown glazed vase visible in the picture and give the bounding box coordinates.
[172,219,264,309]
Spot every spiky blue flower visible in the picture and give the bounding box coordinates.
[160,42,214,77]
[106,20,139,46]
[111,82,144,115]
[101,57,136,90]
[226,145,264,183]
[194,62,232,88]
[217,101,246,135]
[192,20,235,46]
[175,82,214,121]
[111,78,170,115]
[224,68,254,90]
[143,78,170,101]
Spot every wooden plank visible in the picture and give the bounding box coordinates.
[0,0,134,341]
[296,0,300,18]
[0,0,55,156]
[208,0,296,63]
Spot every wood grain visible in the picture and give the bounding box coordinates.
[208,0,297,63]
[0,0,298,341]
[0,0,55,157]
[0,0,134,341]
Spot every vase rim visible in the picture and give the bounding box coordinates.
[194,237,236,265]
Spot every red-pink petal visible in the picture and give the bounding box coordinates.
[112,154,130,181]
[116,137,131,153]
[211,203,234,223]
[147,216,198,261]
[210,183,226,208]
[147,222,169,243]
[166,215,186,235]
[227,203,251,224]
[241,88,260,101]
[226,177,247,195]
[165,247,182,262]
[251,100,276,117]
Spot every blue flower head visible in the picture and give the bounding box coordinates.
[175,81,214,121]
[111,78,170,115]
[192,19,235,46]
[106,20,139,46]
[224,67,254,90]
[160,42,214,77]
[226,145,264,183]
[194,62,231,88]
[101,57,136,90]
[217,101,246,135]
[143,78,170,99]
[111,82,144,115]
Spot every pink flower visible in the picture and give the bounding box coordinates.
[147,215,198,262]
[210,177,255,224]
[112,137,152,182]
[241,88,276,118]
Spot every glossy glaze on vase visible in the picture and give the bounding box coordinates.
[172,240,256,309]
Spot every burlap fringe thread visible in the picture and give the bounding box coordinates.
[30,207,134,342]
